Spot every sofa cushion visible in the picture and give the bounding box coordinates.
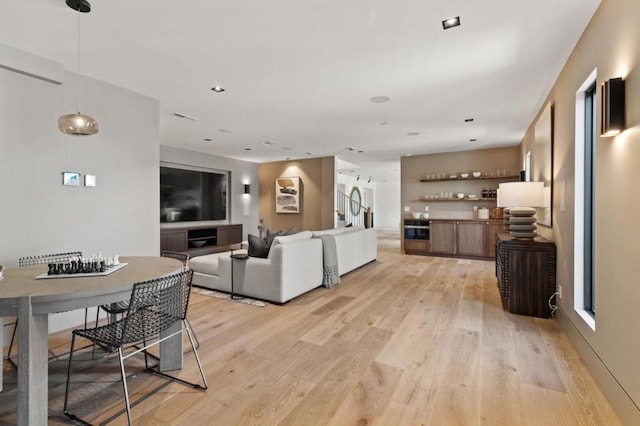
[343,224,365,233]
[284,226,298,235]
[312,228,344,237]
[248,233,278,258]
[189,252,226,276]
[271,230,313,247]
[266,229,283,239]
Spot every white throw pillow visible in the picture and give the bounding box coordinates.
[272,230,313,247]
[312,228,345,237]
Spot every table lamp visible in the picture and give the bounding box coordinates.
[497,182,545,239]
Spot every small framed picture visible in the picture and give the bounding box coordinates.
[62,171,81,186]
[84,174,96,187]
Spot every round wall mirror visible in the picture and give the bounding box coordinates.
[349,186,362,216]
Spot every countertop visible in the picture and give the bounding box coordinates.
[403,215,503,222]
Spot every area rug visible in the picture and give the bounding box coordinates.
[192,286,268,307]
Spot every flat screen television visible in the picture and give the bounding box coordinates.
[160,164,228,223]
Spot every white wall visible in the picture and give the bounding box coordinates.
[160,145,259,241]
[0,47,160,333]
[373,181,401,231]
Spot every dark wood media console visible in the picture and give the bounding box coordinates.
[160,224,242,256]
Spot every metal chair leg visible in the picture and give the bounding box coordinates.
[63,333,77,419]
[185,318,200,350]
[185,319,208,389]
[118,347,134,426]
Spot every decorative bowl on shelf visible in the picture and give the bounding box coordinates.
[472,171,481,178]
[456,193,465,199]
[449,174,457,179]
[460,173,469,178]
[411,212,422,219]
[467,194,477,199]
[191,240,207,248]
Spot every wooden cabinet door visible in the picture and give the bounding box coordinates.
[486,222,505,258]
[429,221,455,254]
[160,230,187,252]
[456,222,485,257]
[217,225,243,246]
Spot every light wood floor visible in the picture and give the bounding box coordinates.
[1,231,621,425]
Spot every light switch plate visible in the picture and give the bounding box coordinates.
[404,206,410,212]
[84,174,96,187]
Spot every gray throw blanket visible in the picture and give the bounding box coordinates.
[314,234,340,288]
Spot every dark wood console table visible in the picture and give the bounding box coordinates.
[495,233,557,318]
[160,224,242,256]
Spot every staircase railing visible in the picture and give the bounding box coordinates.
[336,191,373,228]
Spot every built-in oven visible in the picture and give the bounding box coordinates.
[404,220,430,240]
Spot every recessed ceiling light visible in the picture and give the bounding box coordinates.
[442,16,461,30]
[262,141,276,146]
[306,152,313,156]
[244,148,251,151]
[469,138,478,142]
[357,150,364,153]
[219,128,233,133]
[347,147,356,151]
[370,96,390,103]
[172,112,198,121]
[407,132,421,136]
[203,138,212,142]
[380,121,389,126]
[464,118,474,122]
[285,157,291,160]
[211,86,225,93]
[283,147,293,151]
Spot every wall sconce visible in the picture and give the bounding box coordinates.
[244,184,250,194]
[601,77,625,137]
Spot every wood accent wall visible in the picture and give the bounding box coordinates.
[401,147,520,218]
[258,157,335,232]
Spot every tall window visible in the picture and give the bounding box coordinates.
[574,69,597,329]
[583,83,596,314]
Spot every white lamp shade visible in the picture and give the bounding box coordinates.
[497,182,544,208]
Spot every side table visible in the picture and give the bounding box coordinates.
[495,232,556,318]
[230,252,249,300]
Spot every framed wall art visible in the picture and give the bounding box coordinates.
[62,171,81,186]
[275,177,300,213]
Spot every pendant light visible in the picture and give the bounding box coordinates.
[57,0,99,136]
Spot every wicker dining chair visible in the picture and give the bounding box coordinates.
[6,251,83,367]
[91,251,199,359]
[161,250,200,349]
[63,269,208,425]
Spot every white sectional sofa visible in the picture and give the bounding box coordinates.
[191,231,324,303]
[189,227,377,303]
[313,226,378,275]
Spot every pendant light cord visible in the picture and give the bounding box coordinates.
[76,7,82,114]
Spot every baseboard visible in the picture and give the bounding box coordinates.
[557,307,640,424]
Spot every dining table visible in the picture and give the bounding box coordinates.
[0,256,184,425]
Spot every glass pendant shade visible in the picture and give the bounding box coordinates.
[57,112,99,136]
[58,0,98,136]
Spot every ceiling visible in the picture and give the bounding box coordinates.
[1,0,600,182]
